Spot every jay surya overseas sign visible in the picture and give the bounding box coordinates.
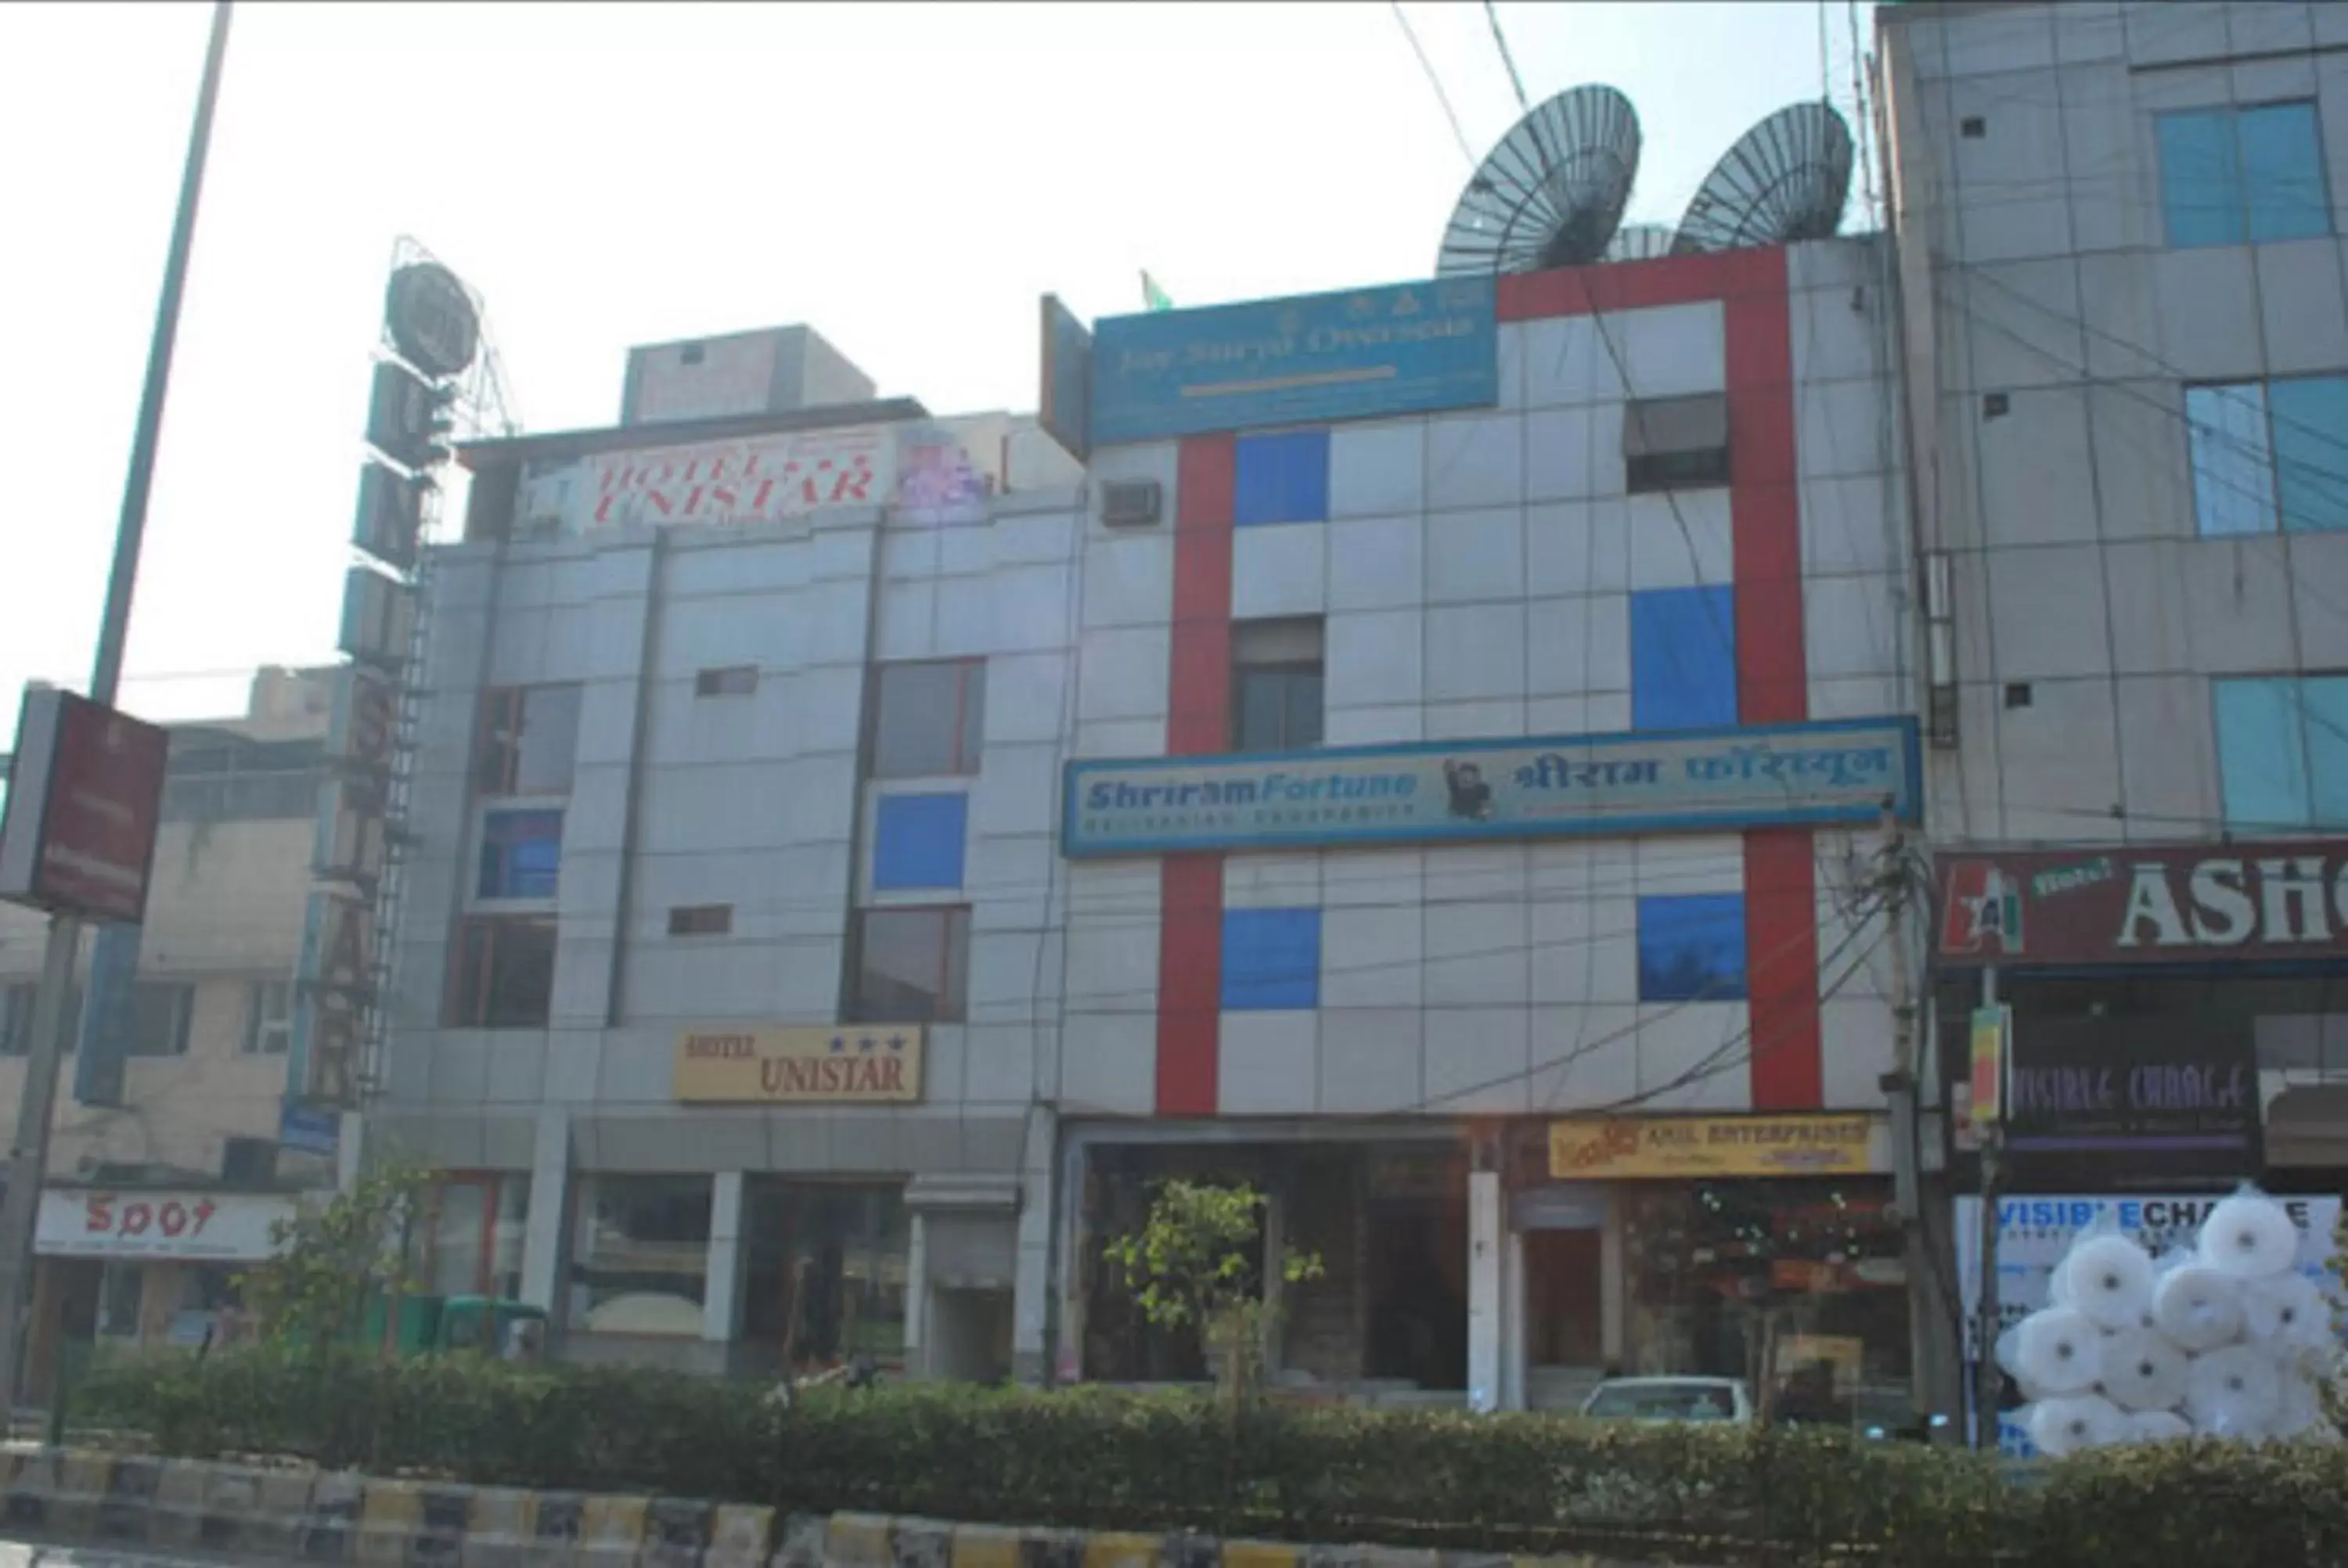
[674,1026,925,1104]
[1062,717,1919,858]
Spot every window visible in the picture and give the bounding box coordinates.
[477,807,564,900]
[422,1174,530,1300]
[160,735,321,823]
[1231,617,1324,752]
[474,685,583,797]
[1637,894,1748,1002]
[668,904,734,937]
[1630,586,1738,732]
[2213,675,2348,831]
[127,982,195,1057]
[743,1181,911,1372]
[448,916,558,1027]
[849,907,970,1023]
[567,1174,711,1333]
[1222,908,1322,1010]
[1625,394,1730,494]
[695,665,758,698]
[0,982,83,1058]
[1233,430,1331,526]
[867,660,985,779]
[872,793,970,892]
[2186,377,2348,536]
[243,979,292,1056]
[679,342,706,366]
[2157,102,2329,250]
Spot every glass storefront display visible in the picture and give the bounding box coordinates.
[567,1174,712,1334]
[1619,1178,1909,1423]
[742,1181,910,1372]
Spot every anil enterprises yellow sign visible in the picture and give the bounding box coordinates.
[1547,1113,1878,1180]
[672,1025,924,1105]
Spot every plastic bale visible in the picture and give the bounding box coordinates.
[145,1458,211,1547]
[826,1515,895,1568]
[463,1487,541,1568]
[417,1484,477,1568]
[305,1471,368,1563]
[531,1492,588,1568]
[356,1478,426,1568]
[579,1494,650,1568]
[643,1498,711,1568]
[704,1504,773,1568]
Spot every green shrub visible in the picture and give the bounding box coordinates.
[74,1349,2348,1566]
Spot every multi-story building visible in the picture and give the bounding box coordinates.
[1881,0,2348,1196]
[379,243,1928,1416]
[0,666,337,1386]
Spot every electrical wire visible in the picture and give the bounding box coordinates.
[1389,2,1480,171]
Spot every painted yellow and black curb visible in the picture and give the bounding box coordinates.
[0,1447,1693,1568]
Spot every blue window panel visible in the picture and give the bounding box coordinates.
[2158,108,2242,248]
[1222,908,1321,1010]
[2239,102,2330,244]
[1233,430,1331,526]
[873,793,970,892]
[1630,586,1738,733]
[2271,376,2348,533]
[2185,383,2276,536]
[479,808,564,899]
[2214,678,2312,831]
[1637,894,1748,1004]
[2304,677,2348,829]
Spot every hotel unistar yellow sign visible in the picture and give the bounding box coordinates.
[1547,1113,1877,1180]
[672,1026,924,1104]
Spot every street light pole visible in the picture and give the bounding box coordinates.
[0,0,234,1419]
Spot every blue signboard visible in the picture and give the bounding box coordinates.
[1061,717,1921,859]
[74,922,140,1108]
[278,1101,341,1158]
[1089,276,1499,446]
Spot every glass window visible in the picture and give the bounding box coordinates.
[1,983,83,1058]
[448,917,558,1027]
[742,1181,911,1372]
[668,904,733,937]
[872,793,970,892]
[2158,107,2245,248]
[1630,586,1738,732]
[567,1174,711,1333]
[243,979,292,1056]
[849,908,969,1023]
[2240,102,2330,244]
[1231,617,1324,752]
[128,982,195,1057]
[2186,382,2277,536]
[475,685,582,797]
[2216,677,2318,830]
[421,1174,530,1299]
[1233,430,1331,526]
[1637,894,1748,1002]
[478,807,564,900]
[868,660,985,779]
[694,666,758,698]
[2269,376,2348,533]
[1221,908,1322,1010]
[1624,394,1731,494]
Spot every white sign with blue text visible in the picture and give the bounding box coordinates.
[1060,717,1920,858]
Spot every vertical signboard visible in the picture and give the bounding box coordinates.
[1039,293,1092,462]
[1967,1005,2007,1136]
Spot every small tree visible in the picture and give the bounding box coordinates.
[241,1161,435,1356]
[1104,1178,1322,1406]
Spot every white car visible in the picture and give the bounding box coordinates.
[1579,1376,1756,1424]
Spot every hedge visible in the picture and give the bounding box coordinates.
[72,1348,2348,1567]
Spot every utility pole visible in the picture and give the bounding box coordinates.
[1972,966,2004,1451]
[0,1,234,1418]
[1875,801,1936,1434]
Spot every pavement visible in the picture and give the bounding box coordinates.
[0,1538,288,1568]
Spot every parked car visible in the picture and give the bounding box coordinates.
[1579,1376,1756,1423]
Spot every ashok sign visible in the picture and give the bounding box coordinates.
[1548,1114,1881,1180]
[1937,840,2348,965]
[0,688,169,924]
[1062,717,1919,858]
[1088,276,1498,444]
[673,1025,925,1105]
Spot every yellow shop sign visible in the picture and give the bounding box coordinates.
[673,1026,924,1105]
[1547,1113,1877,1180]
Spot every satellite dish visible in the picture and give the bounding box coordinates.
[1436,85,1640,276]
[1671,102,1854,255]
[1604,223,1677,262]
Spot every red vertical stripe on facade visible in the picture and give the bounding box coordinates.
[1156,436,1237,1116]
[1722,246,1821,1110]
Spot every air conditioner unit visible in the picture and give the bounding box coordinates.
[1099,479,1162,528]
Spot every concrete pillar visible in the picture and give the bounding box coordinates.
[1501,1231,1526,1412]
[1601,1185,1626,1368]
[1019,1103,1059,1384]
[337,1110,365,1192]
[703,1172,745,1344]
[904,1210,928,1377]
[518,1106,571,1317]
[1467,1169,1500,1413]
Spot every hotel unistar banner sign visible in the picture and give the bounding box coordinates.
[673,1025,924,1104]
[1061,717,1919,858]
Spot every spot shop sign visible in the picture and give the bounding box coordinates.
[1060,717,1920,858]
[673,1025,924,1104]
[1087,275,1497,445]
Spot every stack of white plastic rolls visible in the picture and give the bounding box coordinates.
[1996,1189,2339,1456]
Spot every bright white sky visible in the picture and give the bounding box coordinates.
[0,0,1859,745]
